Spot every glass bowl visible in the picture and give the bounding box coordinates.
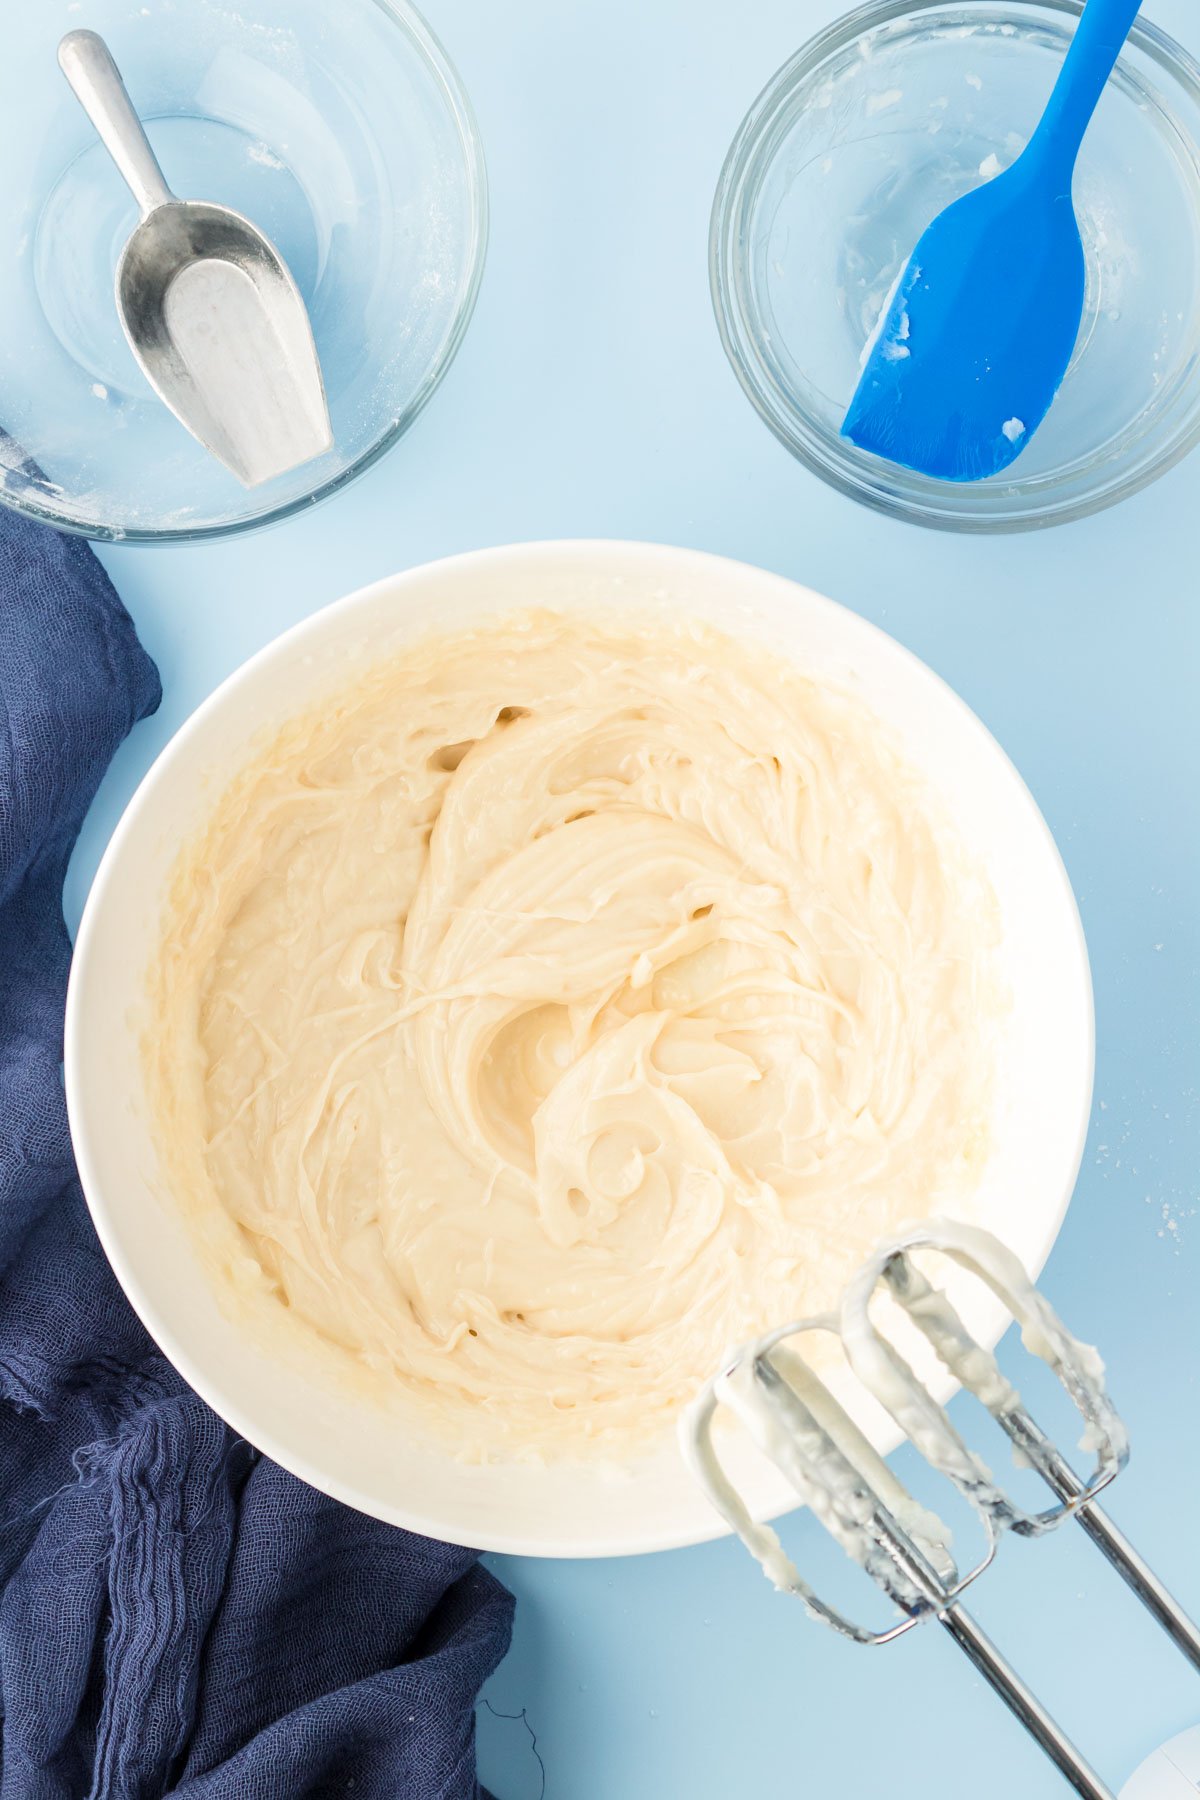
[1,0,486,541]
[712,0,1200,531]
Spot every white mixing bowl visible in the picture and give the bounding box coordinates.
[65,541,1093,1556]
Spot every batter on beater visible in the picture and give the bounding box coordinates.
[147,611,998,1457]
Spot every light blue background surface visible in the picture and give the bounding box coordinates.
[58,1,1200,1793]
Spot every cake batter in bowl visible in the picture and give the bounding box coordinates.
[65,543,1092,1554]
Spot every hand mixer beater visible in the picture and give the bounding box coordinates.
[681,1221,1200,1798]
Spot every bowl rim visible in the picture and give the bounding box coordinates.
[711,0,1200,533]
[64,539,1095,1555]
[4,0,488,546]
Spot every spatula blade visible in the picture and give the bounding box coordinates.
[842,170,1086,483]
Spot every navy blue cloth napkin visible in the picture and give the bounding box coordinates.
[0,512,513,1799]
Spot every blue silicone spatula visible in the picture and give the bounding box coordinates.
[842,0,1142,482]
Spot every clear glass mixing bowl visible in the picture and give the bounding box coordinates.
[1,0,486,541]
[712,0,1200,530]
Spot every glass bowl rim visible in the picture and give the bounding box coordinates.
[710,0,1200,533]
[3,0,489,546]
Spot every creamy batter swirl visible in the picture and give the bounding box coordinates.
[148,612,996,1456]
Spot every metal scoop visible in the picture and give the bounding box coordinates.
[57,30,332,488]
[683,1220,1200,1800]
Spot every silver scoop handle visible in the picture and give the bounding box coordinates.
[58,30,173,218]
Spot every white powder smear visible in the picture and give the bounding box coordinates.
[247,141,286,171]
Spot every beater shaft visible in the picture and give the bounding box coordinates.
[1003,1406,1200,1671]
[940,1606,1114,1800]
[858,1453,1116,1800]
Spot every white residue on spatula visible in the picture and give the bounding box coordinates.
[858,267,910,370]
